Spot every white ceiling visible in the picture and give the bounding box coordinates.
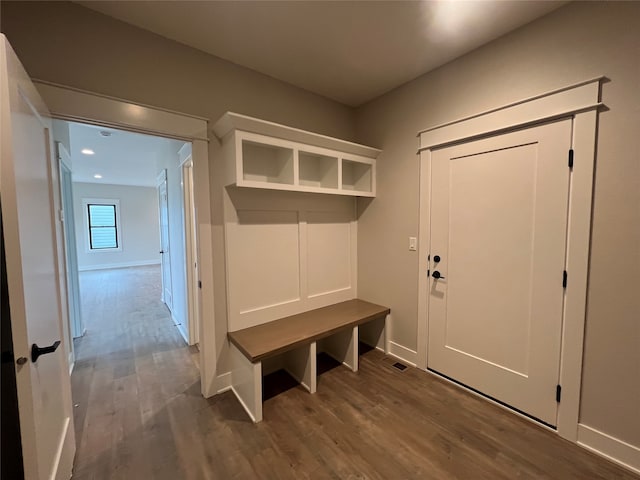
[76,0,566,106]
[68,121,176,187]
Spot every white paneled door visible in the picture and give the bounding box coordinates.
[428,119,572,426]
[1,36,75,479]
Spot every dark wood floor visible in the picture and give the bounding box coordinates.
[71,266,637,480]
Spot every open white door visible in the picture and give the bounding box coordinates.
[157,169,173,310]
[428,119,572,426]
[0,36,76,479]
[183,157,200,345]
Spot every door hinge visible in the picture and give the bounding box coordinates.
[198,280,202,289]
[568,149,574,169]
[562,270,568,289]
[556,385,562,403]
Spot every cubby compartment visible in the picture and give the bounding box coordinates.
[342,160,372,193]
[317,327,358,372]
[262,343,316,395]
[242,140,294,185]
[298,151,339,189]
[358,316,386,352]
[214,112,379,196]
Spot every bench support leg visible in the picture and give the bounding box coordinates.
[230,342,263,422]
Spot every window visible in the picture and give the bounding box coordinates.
[88,204,118,249]
[82,198,121,251]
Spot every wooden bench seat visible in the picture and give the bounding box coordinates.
[227,299,390,422]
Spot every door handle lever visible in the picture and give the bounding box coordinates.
[432,271,446,280]
[31,341,61,363]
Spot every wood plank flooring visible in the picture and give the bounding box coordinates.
[71,266,638,480]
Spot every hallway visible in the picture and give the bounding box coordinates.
[70,266,638,480]
[72,266,200,479]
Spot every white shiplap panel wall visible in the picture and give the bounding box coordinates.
[224,188,357,331]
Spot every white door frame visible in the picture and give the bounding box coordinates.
[33,80,217,397]
[179,143,200,346]
[56,142,82,372]
[416,77,603,441]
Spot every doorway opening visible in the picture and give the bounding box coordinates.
[54,120,200,373]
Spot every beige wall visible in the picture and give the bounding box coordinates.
[354,2,640,446]
[0,2,355,141]
[0,0,356,388]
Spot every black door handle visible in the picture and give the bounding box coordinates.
[432,271,446,280]
[159,250,164,254]
[31,341,61,363]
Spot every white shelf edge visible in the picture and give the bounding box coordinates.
[227,182,375,198]
[213,112,381,159]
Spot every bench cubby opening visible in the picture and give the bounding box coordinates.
[317,326,358,373]
[358,316,386,352]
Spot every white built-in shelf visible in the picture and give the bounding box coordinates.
[213,112,380,197]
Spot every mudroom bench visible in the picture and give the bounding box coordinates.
[227,299,390,422]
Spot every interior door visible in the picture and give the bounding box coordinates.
[427,119,572,426]
[183,158,199,344]
[158,169,173,309]
[1,36,75,479]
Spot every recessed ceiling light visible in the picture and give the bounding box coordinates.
[81,148,95,155]
[93,174,102,179]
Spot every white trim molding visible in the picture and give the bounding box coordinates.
[418,77,604,150]
[417,78,603,445]
[388,341,418,367]
[577,424,640,475]
[33,80,209,141]
[216,372,232,394]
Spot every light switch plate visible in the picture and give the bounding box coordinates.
[409,236,417,251]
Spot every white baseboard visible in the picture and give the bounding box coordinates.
[577,424,640,475]
[230,386,258,422]
[216,372,232,394]
[387,341,417,367]
[78,260,160,271]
